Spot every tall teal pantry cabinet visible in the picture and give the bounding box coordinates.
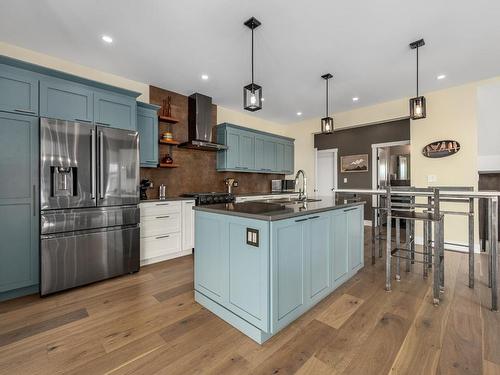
[0,55,142,301]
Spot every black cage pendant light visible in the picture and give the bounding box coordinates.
[321,73,334,134]
[409,39,426,120]
[243,17,262,112]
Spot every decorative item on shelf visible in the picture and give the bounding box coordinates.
[243,17,263,112]
[161,131,173,141]
[140,179,154,200]
[409,38,426,120]
[341,154,369,173]
[320,73,334,134]
[422,140,461,158]
[161,97,172,117]
[163,153,174,164]
[159,184,166,200]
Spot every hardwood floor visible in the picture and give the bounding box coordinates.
[0,227,498,375]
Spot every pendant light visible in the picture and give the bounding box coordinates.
[243,17,262,112]
[409,39,426,120]
[321,73,334,134]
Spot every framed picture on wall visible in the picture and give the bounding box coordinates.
[341,154,369,173]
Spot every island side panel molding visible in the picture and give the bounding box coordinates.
[308,213,332,301]
[332,210,349,284]
[347,206,364,273]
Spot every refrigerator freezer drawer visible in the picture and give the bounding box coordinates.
[41,205,140,235]
[140,213,181,238]
[140,232,181,261]
[40,225,139,296]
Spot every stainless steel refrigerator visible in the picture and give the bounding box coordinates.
[39,118,140,296]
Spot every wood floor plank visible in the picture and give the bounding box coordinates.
[0,308,88,348]
[316,293,364,329]
[153,282,194,302]
[483,360,500,375]
[295,356,336,375]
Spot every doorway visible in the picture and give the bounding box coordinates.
[315,148,338,196]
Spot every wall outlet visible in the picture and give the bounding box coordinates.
[427,174,437,183]
[343,177,348,183]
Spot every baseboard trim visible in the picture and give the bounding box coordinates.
[140,249,193,266]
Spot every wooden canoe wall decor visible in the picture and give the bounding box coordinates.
[422,140,460,158]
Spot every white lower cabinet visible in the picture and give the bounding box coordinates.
[140,200,195,265]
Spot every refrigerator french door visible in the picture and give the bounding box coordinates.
[40,118,140,296]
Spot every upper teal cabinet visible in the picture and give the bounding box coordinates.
[40,77,93,122]
[0,64,38,116]
[217,123,294,174]
[94,91,137,130]
[137,102,160,167]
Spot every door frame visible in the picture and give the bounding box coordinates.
[314,148,338,194]
[371,140,410,223]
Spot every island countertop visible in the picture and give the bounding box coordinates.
[193,196,364,221]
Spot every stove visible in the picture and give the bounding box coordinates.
[181,192,235,206]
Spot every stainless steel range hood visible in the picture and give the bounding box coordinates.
[178,93,228,151]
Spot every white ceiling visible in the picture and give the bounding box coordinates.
[1,0,500,124]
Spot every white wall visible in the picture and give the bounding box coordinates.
[477,81,500,172]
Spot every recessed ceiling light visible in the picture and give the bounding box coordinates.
[261,98,265,102]
[352,97,359,102]
[437,74,446,80]
[296,112,302,116]
[201,74,209,80]
[101,35,113,44]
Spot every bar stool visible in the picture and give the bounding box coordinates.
[385,187,445,305]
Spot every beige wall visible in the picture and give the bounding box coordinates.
[217,106,288,136]
[0,41,150,102]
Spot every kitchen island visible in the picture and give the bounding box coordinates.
[193,197,364,344]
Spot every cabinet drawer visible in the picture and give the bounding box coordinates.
[141,232,181,260]
[140,201,181,217]
[140,213,181,237]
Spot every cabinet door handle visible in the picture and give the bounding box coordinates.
[33,185,36,216]
[156,203,169,206]
[308,215,320,220]
[96,121,111,126]
[295,218,308,222]
[14,108,36,114]
[91,128,96,199]
[156,235,170,239]
[344,207,358,212]
[75,118,91,123]
[156,215,170,219]
[99,130,104,199]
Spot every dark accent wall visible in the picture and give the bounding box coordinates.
[479,173,500,244]
[314,118,410,219]
[140,86,284,199]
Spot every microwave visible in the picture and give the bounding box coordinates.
[271,179,296,193]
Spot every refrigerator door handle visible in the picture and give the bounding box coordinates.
[91,128,96,199]
[99,130,104,199]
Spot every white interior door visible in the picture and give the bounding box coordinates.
[316,150,337,196]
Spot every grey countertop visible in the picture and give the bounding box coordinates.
[139,197,195,203]
[193,196,365,221]
[233,191,297,197]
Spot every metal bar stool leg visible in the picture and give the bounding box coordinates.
[396,218,401,281]
[440,217,445,292]
[371,209,376,265]
[488,199,493,289]
[423,219,428,278]
[386,212,392,292]
[433,218,441,305]
[378,210,383,258]
[492,197,498,311]
[411,220,415,264]
[469,197,474,288]
[427,220,433,270]
[405,219,411,272]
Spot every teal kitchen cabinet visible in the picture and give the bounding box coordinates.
[227,217,269,330]
[137,102,160,167]
[331,209,349,285]
[217,123,294,174]
[271,215,307,332]
[347,206,364,272]
[40,77,93,122]
[94,91,137,130]
[307,213,331,302]
[0,64,39,116]
[0,113,39,300]
[194,212,229,305]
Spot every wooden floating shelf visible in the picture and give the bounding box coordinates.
[159,163,180,168]
[159,139,180,145]
[158,115,179,124]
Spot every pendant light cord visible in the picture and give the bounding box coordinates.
[326,78,329,117]
[416,46,419,97]
[251,28,254,85]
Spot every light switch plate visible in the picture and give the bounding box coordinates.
[246,228,259,247]
[343,177,348,183]
[427,174,437,183]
